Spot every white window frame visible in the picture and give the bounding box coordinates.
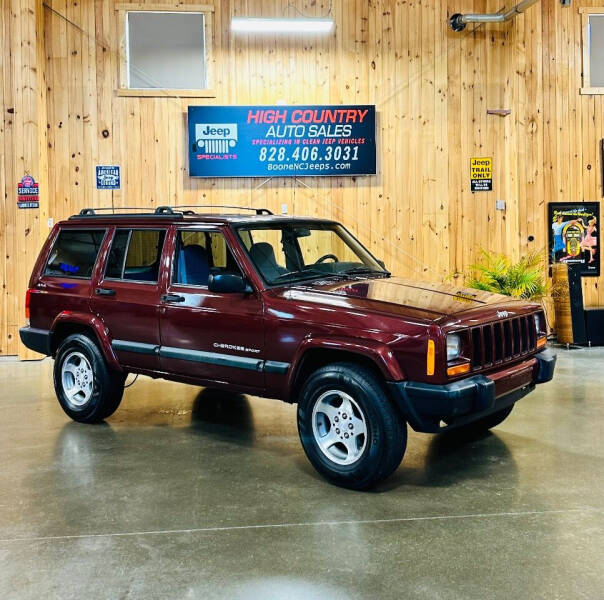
[115,3,215,98]
[580,8,604,95]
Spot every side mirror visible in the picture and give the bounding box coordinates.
[208,273,253,294]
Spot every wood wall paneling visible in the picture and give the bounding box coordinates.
[1,0,48,357]
[1,0,604,356]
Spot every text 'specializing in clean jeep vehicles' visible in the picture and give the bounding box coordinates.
[20,206,556,489]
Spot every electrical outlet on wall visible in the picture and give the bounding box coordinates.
[496,200,506,211]
[281,203,288,214]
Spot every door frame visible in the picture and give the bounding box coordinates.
[91,225,170,369]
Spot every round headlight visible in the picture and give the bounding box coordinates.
[446,333,462,362]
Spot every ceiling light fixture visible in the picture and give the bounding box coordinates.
[231,17,334,34]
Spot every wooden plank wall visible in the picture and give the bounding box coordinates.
[1,0,48,357]
[1,0,603,356]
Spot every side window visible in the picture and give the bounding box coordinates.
[105,229,166,282]
[208,232,231,269]
[173,230,242,287]
[44,229,106,278]
[105,230,130,279]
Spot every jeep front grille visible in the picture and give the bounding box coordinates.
[470,315,536,370]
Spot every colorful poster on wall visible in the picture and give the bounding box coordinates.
[17,175,39,209]
[470,157,492,192]
[548,202,600,276]
[187,105,376,177]
[96,165,121,190]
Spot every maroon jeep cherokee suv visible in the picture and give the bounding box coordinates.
[20,206,556,489]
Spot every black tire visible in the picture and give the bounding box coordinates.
[53,333,126,423]
[451,404,515,436]
[297,362,407,490]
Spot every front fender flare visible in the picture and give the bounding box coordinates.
[287,336,405,393]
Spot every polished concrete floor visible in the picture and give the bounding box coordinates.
[0,347,603,599]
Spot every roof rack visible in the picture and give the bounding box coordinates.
[75,207,177,216]
[69,206,184,220]
[73,205,273,218]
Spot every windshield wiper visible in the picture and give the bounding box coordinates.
[341,266,391,277]
[271,268,326,283]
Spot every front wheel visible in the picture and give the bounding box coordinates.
[297,363,407,490]
[53,333,126,423]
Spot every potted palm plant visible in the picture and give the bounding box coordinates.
[466,249,549,301]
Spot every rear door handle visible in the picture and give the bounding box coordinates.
[161,293,185,303]
[95,287,116,296]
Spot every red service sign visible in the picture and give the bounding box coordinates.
[17,175,39,209]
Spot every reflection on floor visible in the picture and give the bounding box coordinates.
[0,347,603,599]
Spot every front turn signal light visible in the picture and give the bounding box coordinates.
[537,336,547,349]
[426,339,435,376]
[447,363,471,377]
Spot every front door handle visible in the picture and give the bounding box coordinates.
[161,293,185,303]
[95,287,116,296]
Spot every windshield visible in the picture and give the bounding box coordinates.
[236,222,388,285]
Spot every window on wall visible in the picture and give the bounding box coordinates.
[117,4,214,97]
[581,9,604,94]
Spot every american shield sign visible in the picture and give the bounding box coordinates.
[187,105,376,178]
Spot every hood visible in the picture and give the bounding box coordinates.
[282,276,535,321]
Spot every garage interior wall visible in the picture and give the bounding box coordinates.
[1,0,603,358]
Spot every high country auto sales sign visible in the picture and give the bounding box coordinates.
[187,105,376,177]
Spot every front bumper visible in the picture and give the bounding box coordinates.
[388,348,556,433]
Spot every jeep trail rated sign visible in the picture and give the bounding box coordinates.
[187,105,376,178]
[470,157,492,192]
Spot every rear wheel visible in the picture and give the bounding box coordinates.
[297,362,407,490]
[53,333,125,423]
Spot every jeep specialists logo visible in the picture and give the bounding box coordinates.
[195,123,238,154]
[497,310,510,318]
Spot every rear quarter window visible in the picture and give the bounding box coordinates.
[44,229,106,279]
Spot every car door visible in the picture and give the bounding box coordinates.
[158,225,265,392]
[90,226,167,371]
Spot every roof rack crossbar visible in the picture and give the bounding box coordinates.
[166,204,273,215]
[77,206,176,216]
